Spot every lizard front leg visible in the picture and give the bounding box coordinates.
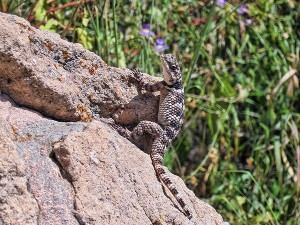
[131,69,166,92]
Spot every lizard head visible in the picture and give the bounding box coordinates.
[160,54,181,85]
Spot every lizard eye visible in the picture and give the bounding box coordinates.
[170,64,177,70]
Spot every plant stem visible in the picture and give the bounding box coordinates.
[112,0,119,67]
[185,0,217,90]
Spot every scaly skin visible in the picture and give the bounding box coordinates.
[112,54,191,218]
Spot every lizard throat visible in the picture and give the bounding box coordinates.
[166,80,183,90]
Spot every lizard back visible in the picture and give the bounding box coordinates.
[158,80,184,142]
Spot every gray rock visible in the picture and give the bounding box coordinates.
[0,121,39,225]
[0,12,229,225]
[0,12,158,124]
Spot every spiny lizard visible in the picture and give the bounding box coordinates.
[112,54,192,219]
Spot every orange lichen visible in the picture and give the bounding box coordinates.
[16,22,35,32]
[88,93,94,101]
[77,104,92,122]
[45,42,52,52]
[88,64,99,75]
[10,125,33,142]
[62,50,71,60]
[89,67,95,75]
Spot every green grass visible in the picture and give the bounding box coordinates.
[2,0,300,224]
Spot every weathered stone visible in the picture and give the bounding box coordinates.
[0,12,159,124]
[0,123,38,225]
[0,12,229,225]
[0,94,83,225]
[0,95,228,225]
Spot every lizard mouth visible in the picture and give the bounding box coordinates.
[160,55,167,67]
[160,54,177,85]
[160,55,171,74]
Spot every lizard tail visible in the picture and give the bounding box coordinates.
[151,151,192,219]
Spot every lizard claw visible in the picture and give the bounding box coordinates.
[110,123,132,139]
[110,122,121,131]
[131,68,142,80]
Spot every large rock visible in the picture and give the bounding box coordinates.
[0,12,229,225]
[0,12,159,124]
[0,121,39,225]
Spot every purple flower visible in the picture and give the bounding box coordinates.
[155,39,169,52]
[245,18,252,26]
[139,24,155,37]
[217,0,226,6]
[238,4,248,14]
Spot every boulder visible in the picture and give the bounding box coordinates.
[0,12,229,225]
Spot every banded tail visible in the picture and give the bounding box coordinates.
[150,146,192,219]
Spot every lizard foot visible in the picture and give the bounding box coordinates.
[110,123,132,139]
[131,68,143,81]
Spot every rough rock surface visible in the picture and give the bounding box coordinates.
[0,122,39,225]
[0,12,229,225]
[0,12,159,124]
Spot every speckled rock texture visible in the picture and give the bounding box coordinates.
[0,12,229,225]
[0,12,159,124]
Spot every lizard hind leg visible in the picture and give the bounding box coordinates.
[131,121,164,140]
[112,121,163,145]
